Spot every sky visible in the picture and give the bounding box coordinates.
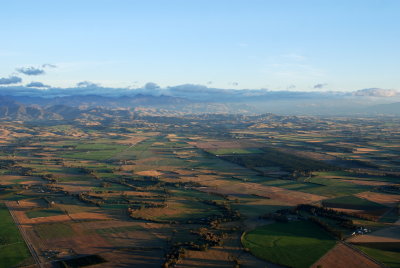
[0,0,399,92]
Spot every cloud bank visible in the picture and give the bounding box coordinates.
[76,81,99,88]
[26,81,50,88]
[353,88,399,97]
[0,82,398,105]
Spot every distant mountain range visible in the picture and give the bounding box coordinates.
[0,85,399,119]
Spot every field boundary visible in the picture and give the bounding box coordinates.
[5,201,45,268]
[310,240,389,268]
[341,241,387,268]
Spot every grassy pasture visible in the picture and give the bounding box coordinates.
[300,177,372,197]
[314,171,400,183]
[34,222,74,239]
[26,208,65,218]
[171,188,225,201]
[354,243,400,268]
[379,208,400,223]
[0,203,32,268]
[232,197,291,218]
[260,178,319,190]
[322,195,387,210]
[242,220,336,268]
[62,142,127,160]
[209,148,264,155]
[0,193,34,201]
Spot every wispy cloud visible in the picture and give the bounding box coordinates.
[42,63,57,68]
[313,83,328,89]
[0,76,22,85]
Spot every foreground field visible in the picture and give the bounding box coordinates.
[354,243,400,268]
[242,221,336,268]
[0,203,32,268]
[311,242,382,268]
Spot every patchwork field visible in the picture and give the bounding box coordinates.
[0,115,399,267]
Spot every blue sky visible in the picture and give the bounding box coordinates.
[0,0,399,91]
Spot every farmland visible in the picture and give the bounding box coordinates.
[0,203,33,268]
[241,221,336,268]
[0,114,399,267]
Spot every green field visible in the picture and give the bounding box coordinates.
[34,222,74,239]
[242,221,336,268]
[209,148,264,155]
[26,208,65,219]
[299,177,372,197]
[379,207,400,223]
[62,142,127,160]
[0,203,32,268]
[322,195,387,210]
[354,243,400,268]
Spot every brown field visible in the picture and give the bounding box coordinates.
[0,175,36,185]
[328,207,388,221]
[8,201,112,225]
[98,249,165,268]
[119,164,136,171]
[356,191,400,207]
[19,179,46,185]
[28,222,113,264]
[8,200,164,267]
[177,246,237,268]
[277,147,337,161]
[130,199,215,221]
[135,170,163,176]
[339,180,390,186]
[57,181,97,194]
[183,176,326,205]
[311,242,382,268]
[18,199,46,209]
[354,148,380,153]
